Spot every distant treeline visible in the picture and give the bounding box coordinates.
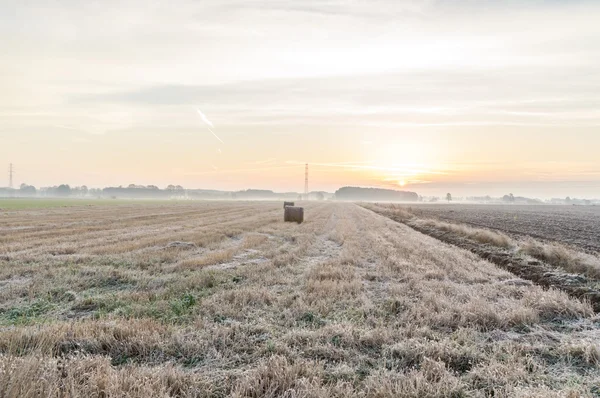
[3,184,595,204]
[0,184,332,201]
[465,194,598,205]
[334,187,418,202]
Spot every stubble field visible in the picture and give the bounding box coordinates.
[1,201,600,397]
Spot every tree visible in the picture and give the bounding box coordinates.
[503,193,515,203]
[316,192,325,201]
[19,183,36,196]
[446,193,452,203]
[56,184,71,197]
[75,185,88,197]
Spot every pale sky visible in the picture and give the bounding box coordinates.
[1,0,600,198]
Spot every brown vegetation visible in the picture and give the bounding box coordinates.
[1,201,600,396]
[364,202,600,280]
[519,239,600,279]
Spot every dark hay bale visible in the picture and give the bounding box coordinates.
[284,206,304,223]
[283,201,295,208]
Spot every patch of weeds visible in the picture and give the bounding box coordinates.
[71,297,102,312]
[213,314,227,323]
[169,292,198,320]
[337,307,366,323]
[0,299,55,325]
[511,323,531,334]
[202,273,217,288]
[72,295,126,318]
[298,311,326,328]
[111,353,131,366]
[95,257,135,269]
[355,364,372,381]
[323,368,355,384]
[80,270,136,291]
[330,334,342,347]
[182,355,204,368]
[232,275,244,284]
[225,230,242,239]
[47,287,77,303]
[386,298,408,315]
[445,353,478,374]
[364,273,379,282]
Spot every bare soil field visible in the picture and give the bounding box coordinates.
[1,201,600,397]
[398,204,600,254]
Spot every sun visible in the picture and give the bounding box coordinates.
[398,180,406,187]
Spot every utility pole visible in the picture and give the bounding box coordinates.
[304,163,309,200]
[8,163,14,189]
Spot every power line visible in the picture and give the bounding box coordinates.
[8,163,14,189]
[304,163,308,200]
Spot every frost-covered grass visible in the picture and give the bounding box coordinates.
[1,202,599,397]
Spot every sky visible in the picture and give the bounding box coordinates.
[1,0,600,198]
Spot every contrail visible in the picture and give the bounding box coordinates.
[196,109,214,128]
[206,125,224,144]
[196,108,224,143]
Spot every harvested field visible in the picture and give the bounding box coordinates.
[397,204,600,254]
[364,203,600,310]
[2,201,600,397]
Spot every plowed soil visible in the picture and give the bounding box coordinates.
[405,204,600,253]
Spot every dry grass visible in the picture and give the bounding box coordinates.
[0,201,599,396]
[366,203,600,280]
[362,202,512,247]
[412,218,513,248]
[520,239,600,278]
